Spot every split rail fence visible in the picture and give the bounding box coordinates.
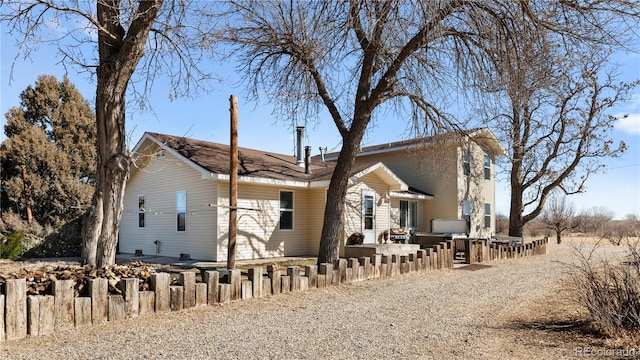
[0,238,548,341]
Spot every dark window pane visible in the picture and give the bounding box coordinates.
[364,216,373,230]
[280,191,293,210]
[400,201,407,228]
[138,213,145,228]
[463,149,470,176]
[484,156,491,180]
[280,211,293,230]
[177,212,186,231]
[410,201,417,227]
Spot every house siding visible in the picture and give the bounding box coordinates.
[340,173,392,255]
[458,141,496,237]
[120,130,502,262]
[355,140,497,236]
[354,146,458,232]
[307,188,327,255]
[119,148,218,260]
[216,182,312,261]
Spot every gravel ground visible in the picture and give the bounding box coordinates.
[0,241,630,359]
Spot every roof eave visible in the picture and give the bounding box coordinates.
[213,173,310,188]
[349,162,408,191]
[135,133,214,179]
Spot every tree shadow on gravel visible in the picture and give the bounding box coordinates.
[512,318,605,340]
[505,285,640,351]
[454,264,492,271]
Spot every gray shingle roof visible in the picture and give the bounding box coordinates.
[316,127,504,160]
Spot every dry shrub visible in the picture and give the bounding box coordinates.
[568,241,640,339]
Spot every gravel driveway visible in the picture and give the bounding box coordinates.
[0,242,619,359]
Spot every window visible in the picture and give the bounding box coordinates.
[463,200,471,222]
[279,190,294,230]
[484,155,491,180]
[363,194,374,230]
[176,190,186,232]
[463,149,470,176]
[138,196,145,228]
[400,200,418,229]
[462,199,471,234]
[484,203,491,229]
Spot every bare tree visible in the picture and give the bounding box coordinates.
[218,1,640,264]
[580,206,615,234]
[495,213,509,235]
[2,1,219,266]
[473,12,638,237]
[540,195,580,244]
[598,214,640,246]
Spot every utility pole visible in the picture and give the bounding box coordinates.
[227,95,238,269]
[21,165,33,225]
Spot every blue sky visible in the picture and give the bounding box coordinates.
[1,28,639,220]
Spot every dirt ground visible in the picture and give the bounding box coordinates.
[1,234,638,359]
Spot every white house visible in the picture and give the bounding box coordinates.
[118,128,504,261]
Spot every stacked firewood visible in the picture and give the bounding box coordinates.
[0,260,155,297]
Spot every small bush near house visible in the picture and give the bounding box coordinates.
[568,242,640,340]
[1,231,25,259]
[346,232,365,245]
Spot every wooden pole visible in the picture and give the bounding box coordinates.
[228,95,238,269]
[21,165,33,225]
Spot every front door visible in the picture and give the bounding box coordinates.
[362,190,376,244]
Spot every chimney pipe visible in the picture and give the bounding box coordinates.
[319,146,327,162]
[295,126,304,166]
[304,146,311,174]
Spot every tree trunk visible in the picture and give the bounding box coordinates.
[317,117,370,265]
[508,182,524,237]
[555,225,562,244]
[317,149,355,264]
[508,120,525,238]
[81,0,160,266]
[82,72,131,267]
[21,165,32,225]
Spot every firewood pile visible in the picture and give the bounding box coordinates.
[0,260,155,297]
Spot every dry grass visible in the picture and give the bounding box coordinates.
[511,235,640,349]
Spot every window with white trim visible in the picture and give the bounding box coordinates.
[279,190,294,230]
[484,203,491,229]
[463,199,471,222]
[484,155,491,180]
[463,149,470,176]
[399,200,418,229]
[138,195,145,228]
[176,190,186,232]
